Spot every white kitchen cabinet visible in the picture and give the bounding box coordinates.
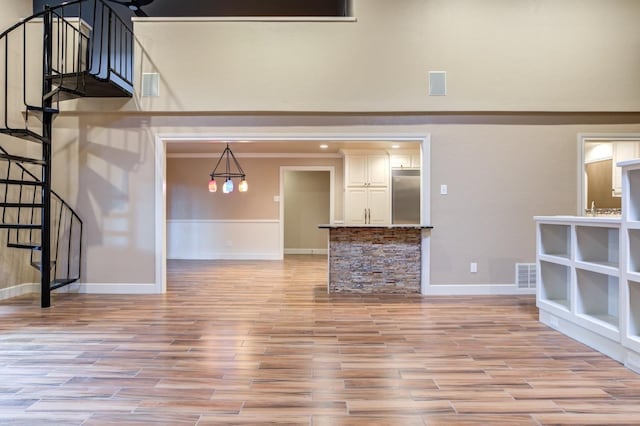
[344,186,390,225]
[612,141,640,197]
[390,151,421,169]
[345,154,389,187]
[343,151,390,225]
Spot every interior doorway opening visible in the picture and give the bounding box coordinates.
[282,168,333,256]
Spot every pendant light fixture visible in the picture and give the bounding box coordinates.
[208,144,248,194]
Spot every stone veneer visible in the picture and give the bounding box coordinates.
[328,227,421,294]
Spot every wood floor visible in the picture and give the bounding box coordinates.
[1,255,640,425]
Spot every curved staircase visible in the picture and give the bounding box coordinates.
[0,0,133,307]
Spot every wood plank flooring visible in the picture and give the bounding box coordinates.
[1,255,640,425]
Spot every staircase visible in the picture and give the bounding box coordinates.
[0,0,133,308]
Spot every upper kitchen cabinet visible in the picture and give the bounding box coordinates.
[344,153,389,187]
[390,150,421,169]
[612,141,640,197]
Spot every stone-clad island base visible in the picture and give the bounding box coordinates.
[319,225,432,294]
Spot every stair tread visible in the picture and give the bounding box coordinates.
[0,152,46,165]
[0,224,41,229]
[50,278,78,290]
[46,71,132,99]
[6,243,41,250]
[0,179,43,186]
[0,129,47,144]
[0,202,44,208]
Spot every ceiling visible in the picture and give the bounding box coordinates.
[165,140,422,155]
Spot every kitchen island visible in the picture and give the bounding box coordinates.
[318,224,433,294]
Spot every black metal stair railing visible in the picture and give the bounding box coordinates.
[0,145,83,289]
[0,0,133,305]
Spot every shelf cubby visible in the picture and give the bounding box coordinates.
[629,229,640,273]
[576,268,619,328]
[629,281,640,339]
[625,168,640,223]
[576,225,619,268]
[539,261,571,310]
[539,224,571,259]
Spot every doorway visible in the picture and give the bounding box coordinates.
[280,167,333,256]
[580,135,640,214]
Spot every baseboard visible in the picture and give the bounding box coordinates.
[423,283,536,296]
[0,282,38,301]
[168,253,282,260]
[55,282,161,295]
[284,248,328,255]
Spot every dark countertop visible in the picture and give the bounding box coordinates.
[318,224,433,229]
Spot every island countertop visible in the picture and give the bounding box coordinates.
[318,224,433,229]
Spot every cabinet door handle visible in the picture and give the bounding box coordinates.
[367,208,371,224]
[364,208,368,224]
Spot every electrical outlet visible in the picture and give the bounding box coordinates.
[440,184,448,195]
[470,262,477,273]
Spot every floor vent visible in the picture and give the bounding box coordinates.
[516,263,537,289]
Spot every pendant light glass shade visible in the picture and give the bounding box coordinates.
[238,179,248,193]
[208,179,217,193]
[222,179,234,194]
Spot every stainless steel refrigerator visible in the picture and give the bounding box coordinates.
[392,169,421,224]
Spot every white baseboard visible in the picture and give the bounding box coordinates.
[0,283,38,301]
[284,248,328,255]
[423,283,536,296]
[55,283,161,294]
[168,253,282,260]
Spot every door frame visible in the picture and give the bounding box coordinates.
[280,166,334,256]
[155,133,431,294]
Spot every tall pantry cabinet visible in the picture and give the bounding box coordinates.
[343,152,390,225]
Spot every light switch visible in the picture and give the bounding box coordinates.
[440,184,448,195]
[273,195,280,202]
[470,262,478,273]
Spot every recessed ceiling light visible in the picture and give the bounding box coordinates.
[320,144,329,149]
[391,144,400,149]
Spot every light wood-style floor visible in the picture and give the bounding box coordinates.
[1,255,640,425]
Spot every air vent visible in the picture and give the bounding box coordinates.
[428,71,447,96]
[141,73,160,97]
[516,263,537,289]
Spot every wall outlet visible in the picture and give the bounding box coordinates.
[440,184,448,195]
[225,240,233,247]
[470,262,477,273]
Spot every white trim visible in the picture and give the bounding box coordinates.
[56,283,160,294]
[155,135,167,294]
[424,283,536,296]
[156,133,431,293]
[168,153,343,159]
[168,253,281,260]
[167,219,279,224]
[284,248,329,255]
[0,283,38,300]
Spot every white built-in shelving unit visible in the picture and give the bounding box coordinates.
[535,159,640,373]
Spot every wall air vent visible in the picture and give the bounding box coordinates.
[516,263,537,289]
[428,71,447,96]
[141,73,160,97]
